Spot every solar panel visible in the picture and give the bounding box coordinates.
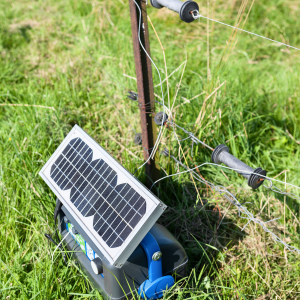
[40,125,166,267]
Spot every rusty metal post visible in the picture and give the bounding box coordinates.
[129,0,160,188]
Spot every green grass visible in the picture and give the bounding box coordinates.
[1,0,300,299]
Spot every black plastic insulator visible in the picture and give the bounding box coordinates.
[150,0,199,23]
[211,144,267,189]
[127,91,138,101]
[150,0,163,8]
[248,167,267,190]
[211,144,229,164]
[134,133,142,145]
[161,148,170,156]
[154,112,168,126]
[179,0,199,23]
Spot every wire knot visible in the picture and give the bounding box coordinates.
[191,10,201,20]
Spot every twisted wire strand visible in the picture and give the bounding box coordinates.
[159,149,300,254]
[167,120,214,151]
[75,5,300,252]
[163,118,300,200]
[263,179,300,202]
[192,10,300,52]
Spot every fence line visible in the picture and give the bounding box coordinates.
[72,2,300,256]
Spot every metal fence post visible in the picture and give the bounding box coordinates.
[129,0,160,188]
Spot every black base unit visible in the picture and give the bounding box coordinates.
[58,205,188,300]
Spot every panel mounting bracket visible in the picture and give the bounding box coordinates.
[138,232,175,299]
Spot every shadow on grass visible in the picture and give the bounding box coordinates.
[155,179,247,274]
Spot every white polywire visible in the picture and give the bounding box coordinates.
[51,231,70,263]
[192,11,300,52]
[168,120,214,151]
[132,0,171,173]
[51,218,64,236]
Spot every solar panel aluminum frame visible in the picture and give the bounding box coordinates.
[39,125,166,268]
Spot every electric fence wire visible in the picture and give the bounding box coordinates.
[78,31,300,252]
[70,4,300,200]
[263,180,300,202]
[167,120,214,151]
[128,2,300,255]
[156,149,300,254]
[163,119,300,202]
[70,2,300,254]
[51,231,70,263]
[192,10,300,52]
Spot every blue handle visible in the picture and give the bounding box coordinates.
[138,232,175,299]
[140,232,162,282]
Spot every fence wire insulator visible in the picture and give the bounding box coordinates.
[154,111,168,126]
[212,144,267,189]
[150,0,199,23]
[134,133,143,145]
[159,147,300,255]
[127,91,138,101]
[162,148,170,157]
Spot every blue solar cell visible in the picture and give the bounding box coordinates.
[50,137,146,248]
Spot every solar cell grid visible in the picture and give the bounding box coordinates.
[50,137,146,248]
[40,125,166,266]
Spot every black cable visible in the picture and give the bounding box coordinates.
[44,233,68,264]
[44,199,69,264]
[54,199,63,242]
